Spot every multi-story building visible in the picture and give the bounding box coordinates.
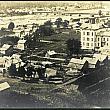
[80,15,110,50]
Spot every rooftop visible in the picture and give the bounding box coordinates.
[45,68,57,77]
[67,58,87,70]
[93,53,107,62]
[81,23,103,30]
[83,57,98,65]
[0,44,11,51]
[69,58,86,65]
[18,40,26,44]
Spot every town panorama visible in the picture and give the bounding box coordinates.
[0,1,110,109]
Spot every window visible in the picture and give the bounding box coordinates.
[91,43,93,46]
[91,38,93,41]
[98,38,100,41]
[92,32,94,36]
[107,43,108,46]
[83,37,85,41]
[87,43,89,46]
[83,32,85,35]
[98,43,100,46]
[103,38,105,41]
[107,38,109,41]
[87,32,89,35]
[83,42,85,45]
[87,38,89,41]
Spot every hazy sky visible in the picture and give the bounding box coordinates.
[0,1,109,7]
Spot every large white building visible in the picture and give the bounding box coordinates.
[80,14,110,50]
[81,26,110,50]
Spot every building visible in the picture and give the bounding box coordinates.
[17,40,26,50]
[93,53,108,65]
[45,68,57,78]
[0,44,13,56]
[67,58,88,75]
[83,57,100,70]
[45,50,57,58]
[80,14,110,50]
[0,56,11,73]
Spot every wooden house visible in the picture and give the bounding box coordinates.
[17,39,26,50]
[45,50,57,58]
[83,57,100,72]
[93,53,108,66]
[0,44,13,56]
[67,58,88,75]
[45,68,57,78]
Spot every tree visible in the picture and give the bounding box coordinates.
[74,39,81,56]
[26,66,35,78]
[98,10,102,16]
[66,38,81,57]
[8,22,15,30]
[44,20,53,27]
[63,20,69,28]
[17,65,26,80]
[36,66,46,79]
[38,24,54,36]
[55,17,63,28]
[9,63,17,77]
[1,36,19,46]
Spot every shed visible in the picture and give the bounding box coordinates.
[45,68,57,78]
[17,39,26,50]
[45,50,57,58]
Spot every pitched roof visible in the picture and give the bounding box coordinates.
[93,54,107,62]
[47,50,56,56]
[81,23,105,30]
[67,58,87,70]
[18,40,26,44]
[0,44,11,51]
[12,54,21,58]
[83,57,98,65]
[45,68,57,77]
[41,61,53,65]
[69,58,86,65]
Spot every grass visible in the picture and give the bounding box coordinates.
[36,29,80,53]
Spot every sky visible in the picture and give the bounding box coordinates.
[0,1,109,7]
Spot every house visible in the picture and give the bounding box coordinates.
[17,39,26,50]
[0,82,10,91]
[83,57,100,70]
[0,57,5,72]
[67,58,88,75]
[0,44,13,56]
[45,50,57,58]
[0,56,11,73]
[97,31,110,48]
[45,68,57,78]
[93,53,108,65]
[3,56,11,69]
[11,54,24,68]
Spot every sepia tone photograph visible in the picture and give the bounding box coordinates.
[0,1,110,109]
